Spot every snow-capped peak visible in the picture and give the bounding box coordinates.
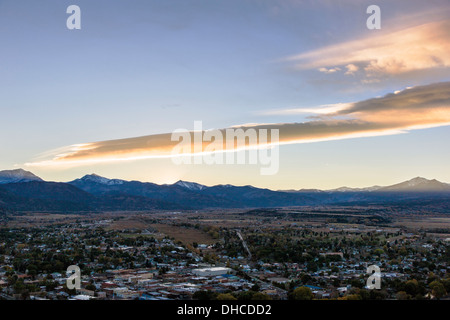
[378,176,450,192]
[174,180,206,191]
[0,169,43,184]
[328,185,381,192]
[79,174,125,185]
[404,177,431,186]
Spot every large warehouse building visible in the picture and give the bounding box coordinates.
[192,267,232,277]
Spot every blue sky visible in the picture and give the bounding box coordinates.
[1,0,450,189]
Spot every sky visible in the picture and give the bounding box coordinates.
[1,0,450,190]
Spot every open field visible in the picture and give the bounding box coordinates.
[105,218,149,231]
[392,216,450,231]
[150,223,217,246]
[2,213,87,228]
[2,205,449,237]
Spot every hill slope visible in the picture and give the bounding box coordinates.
[0,170,449,212]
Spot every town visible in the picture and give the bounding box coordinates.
[0,207,449,300]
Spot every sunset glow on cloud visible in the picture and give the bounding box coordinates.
[285,20,450,80]
[25,82,450,168]
[2,1,449,188]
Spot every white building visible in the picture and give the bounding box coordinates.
[192,267,232,277]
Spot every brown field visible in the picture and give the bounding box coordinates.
[3,208,449,241]
[4,213,87,228]
[150,223,217,246]
[392,216,450,230]
[105,218,149,231]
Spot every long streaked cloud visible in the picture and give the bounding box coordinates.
[25,82,450,167]
[284,19,450,79]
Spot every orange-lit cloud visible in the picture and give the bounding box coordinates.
[25,82,450,167]
[284,20,450,78]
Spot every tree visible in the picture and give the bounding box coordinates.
[251,283,260,292]
[396,291,410,300]
[236,290,257,300]
[251,292,272,300]
[301,274,312,284]
[427,272,438,284]
[292,286,313,300]
[342,294,362,300]
[405,279,419,296]
[307,262,318,272]
[85,283,96,291]
[442,278,450,293]
[193,290,217,300]
[429,281,446,300]
[373,248,384,257]
[216,293,237,300]
[349,278,363,288]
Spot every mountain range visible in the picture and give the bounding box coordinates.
[0,169,449,213]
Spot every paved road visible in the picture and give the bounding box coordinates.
[236,230,252,260]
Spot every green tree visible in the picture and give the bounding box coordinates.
[342,294,362,300]
[216,293,237,300]
[251,292,272,300]
[292,286,313,300]
[236,290,257,300]
[373,248,384,256]
[396,291,410,300]
[405,279,419,296]
[429,281,446,299]
[193,290,217,300]
[442,278,450,293]
[251,283,260,292]
[85,283,96,291]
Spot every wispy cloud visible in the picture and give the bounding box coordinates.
[284,20,450,80]
[345,64,359,75]
[25,82,450,167]
[318,67,341,74]
[262,103,352,116]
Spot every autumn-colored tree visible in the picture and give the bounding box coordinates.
[217,293,237,300]
[429,281,446,299]
[292,286,313,300]
[396,291,410,300]
[251,292,272,300]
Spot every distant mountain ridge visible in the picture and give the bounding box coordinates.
[72,174,126,186]
[0,169,449,213]
[327,186,382,192]
[282,177,450,193]
[377,177,450,192]
[173,180,207,191]
[0,169,43,184]
[68,174,315,209]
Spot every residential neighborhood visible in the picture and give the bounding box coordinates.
[1,211,448,300]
